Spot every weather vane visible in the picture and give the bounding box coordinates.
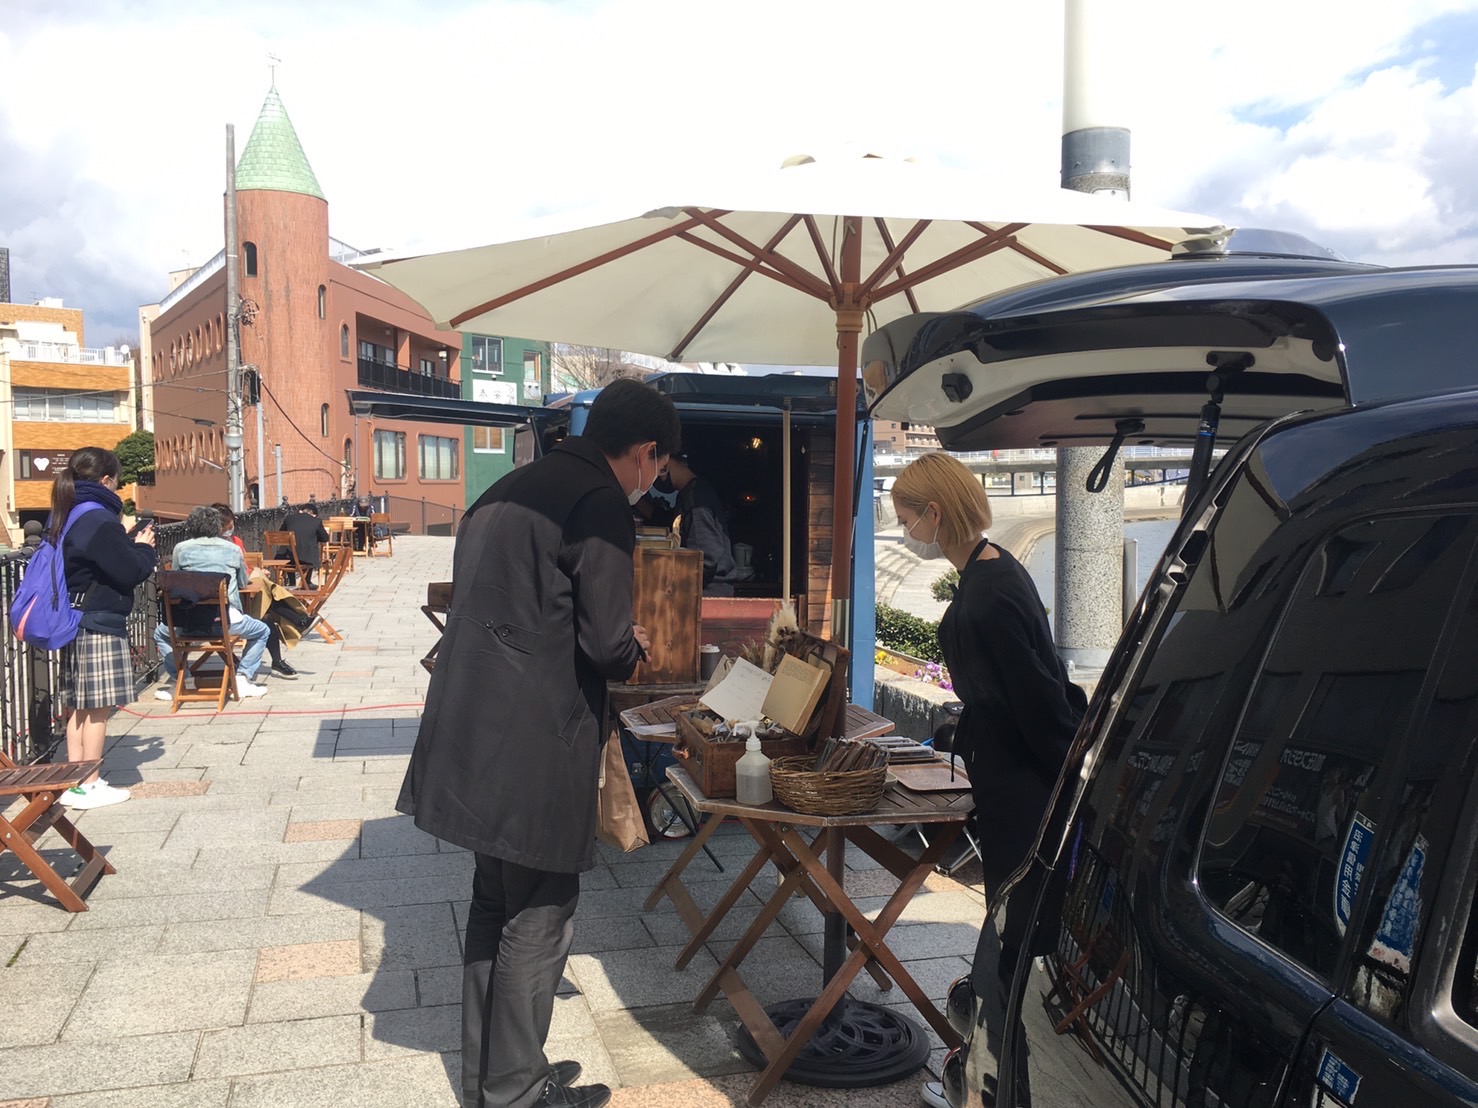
[267,52,281,87]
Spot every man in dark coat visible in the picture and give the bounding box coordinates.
[398,378,681,1108]
[277,503,330,587]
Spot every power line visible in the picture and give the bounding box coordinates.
[259,377,345,468]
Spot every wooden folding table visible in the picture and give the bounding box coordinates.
[649,765,973,1105]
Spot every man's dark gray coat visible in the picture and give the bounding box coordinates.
[397,437,643,873]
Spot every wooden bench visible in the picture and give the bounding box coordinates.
[0,753,115,911]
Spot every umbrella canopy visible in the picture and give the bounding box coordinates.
[354,157,1226,640]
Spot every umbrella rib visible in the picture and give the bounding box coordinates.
[682,208,833,300]
[674,232,819,297]
[863,218,929,313]
[870,224,1027,303]
[801,215,842,295]
[669,216,804,361]
[447,211,717,327]
[1005,240,1068,276]
[1085,225,1176,250]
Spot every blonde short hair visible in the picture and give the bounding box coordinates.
[891,452,992,550]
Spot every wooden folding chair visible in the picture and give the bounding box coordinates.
[243,550,264,571]
[290,543,351,644]
[264,529,308,587]
[0,752,115,911]
[368,512,394,557]
[156,570,241,712]
[324,517,356,573]
[420,581,452,673]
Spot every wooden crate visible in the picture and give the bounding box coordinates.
[676,712,808,798]
[629,546,702,684]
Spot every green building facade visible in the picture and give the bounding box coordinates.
[461,334,551,502]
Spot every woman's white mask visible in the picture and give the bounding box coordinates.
[902,513,944,560]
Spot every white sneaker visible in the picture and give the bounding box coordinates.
[921,1079,949,1108]
[154,685,174,702]
[235,675,267,698]
[59,780,131,809]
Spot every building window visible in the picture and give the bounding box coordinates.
[16,451,37,479]
[524,350,541,387]
[320,403,330,437]
[14,388,123,422]
[419,434,459,480]
[419,358,435,377]
[359,339,394,365]
[340,324,350,358]
[471,336,502,376]
[243,241,257,277]
[317,285,326,320]
[373,430,406,480]
[473,426,505,453]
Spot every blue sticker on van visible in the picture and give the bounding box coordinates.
[1370,835,1427,973]
[1334,812,1375,936]
[1316,1047,1361,1103]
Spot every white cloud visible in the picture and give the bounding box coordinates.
[5,0,1478,334]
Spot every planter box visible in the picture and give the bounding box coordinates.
[876,645,929,677]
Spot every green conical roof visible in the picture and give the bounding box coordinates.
[236,86,325,200]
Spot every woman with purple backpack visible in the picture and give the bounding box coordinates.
[51,446,157,809]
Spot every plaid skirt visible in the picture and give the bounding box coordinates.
[61,629,136,710]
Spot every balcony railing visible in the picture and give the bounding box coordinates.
[158,249,225,314]
[12,342,131,366]
[357,356,461,399]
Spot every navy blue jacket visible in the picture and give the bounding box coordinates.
[62,509,158,637]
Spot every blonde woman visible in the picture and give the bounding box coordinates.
[892,451,1085,1108]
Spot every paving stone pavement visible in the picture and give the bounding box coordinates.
[0,536,987,1107]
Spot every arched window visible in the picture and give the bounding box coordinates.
[340,324,349,358]
[317,285,326,319]
[243,242,258,277]
[321,403,330,437]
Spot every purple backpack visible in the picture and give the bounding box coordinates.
[9,502,106,650]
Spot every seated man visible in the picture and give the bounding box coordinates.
[277,502,330,587]
[152,506,271,700]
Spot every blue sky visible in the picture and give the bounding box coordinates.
[4,0,1478,339]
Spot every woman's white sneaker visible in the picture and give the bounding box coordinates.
[59,780,131,809]
[235,675,267,698]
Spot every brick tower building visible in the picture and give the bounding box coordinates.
[146,86,462,526]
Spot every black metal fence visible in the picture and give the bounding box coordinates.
[0,499,357,764]
[357,356,460,399]
[378,493,463,537]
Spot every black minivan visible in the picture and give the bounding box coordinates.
[864,241,1478,1107]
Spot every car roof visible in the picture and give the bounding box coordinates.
[864,255,1478,451]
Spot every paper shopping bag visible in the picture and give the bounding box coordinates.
[597,732,648,853]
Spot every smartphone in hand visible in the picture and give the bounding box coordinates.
[128,517,155,537]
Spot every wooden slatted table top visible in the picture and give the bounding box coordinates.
[665,765,970,828]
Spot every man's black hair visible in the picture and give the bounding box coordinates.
[583,378,681,458]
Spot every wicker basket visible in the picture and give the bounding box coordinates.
[770,756,888,817]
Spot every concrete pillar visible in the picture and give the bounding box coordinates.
[1055,0,1129,669]
[1054,450,1122,668]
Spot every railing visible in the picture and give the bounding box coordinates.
[357,356,461,399]
[159,250,225,315]
[378,493,464,537]
[13,342,131,366]
[329,237,379,265]
[0,550,159,764]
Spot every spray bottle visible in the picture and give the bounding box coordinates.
[734,719,773,806]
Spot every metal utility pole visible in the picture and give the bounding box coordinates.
[248,366,266,508]
[224,124,245,512]
[274,444,284,507]
[1055,0,1129,669]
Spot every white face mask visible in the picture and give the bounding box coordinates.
[627,452,654,506]
[902,513,944,560]
[222,528,234,539]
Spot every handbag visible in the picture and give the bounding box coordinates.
[596,731,648,853]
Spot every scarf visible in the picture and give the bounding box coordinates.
[72,480,124,517]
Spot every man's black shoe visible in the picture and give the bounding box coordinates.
[549,1060,582,1087]
[271,660,299,679]
[534,1080,610,1108]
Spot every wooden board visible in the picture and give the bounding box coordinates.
[891,761,972,793]
[629,546,702,684]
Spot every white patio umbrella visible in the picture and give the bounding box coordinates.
[354,156,1225,641]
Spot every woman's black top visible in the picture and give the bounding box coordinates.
[937,539,1087,887]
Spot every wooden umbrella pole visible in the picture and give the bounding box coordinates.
[829,216,864,652]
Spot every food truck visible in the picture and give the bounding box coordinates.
[346,370,877,699]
